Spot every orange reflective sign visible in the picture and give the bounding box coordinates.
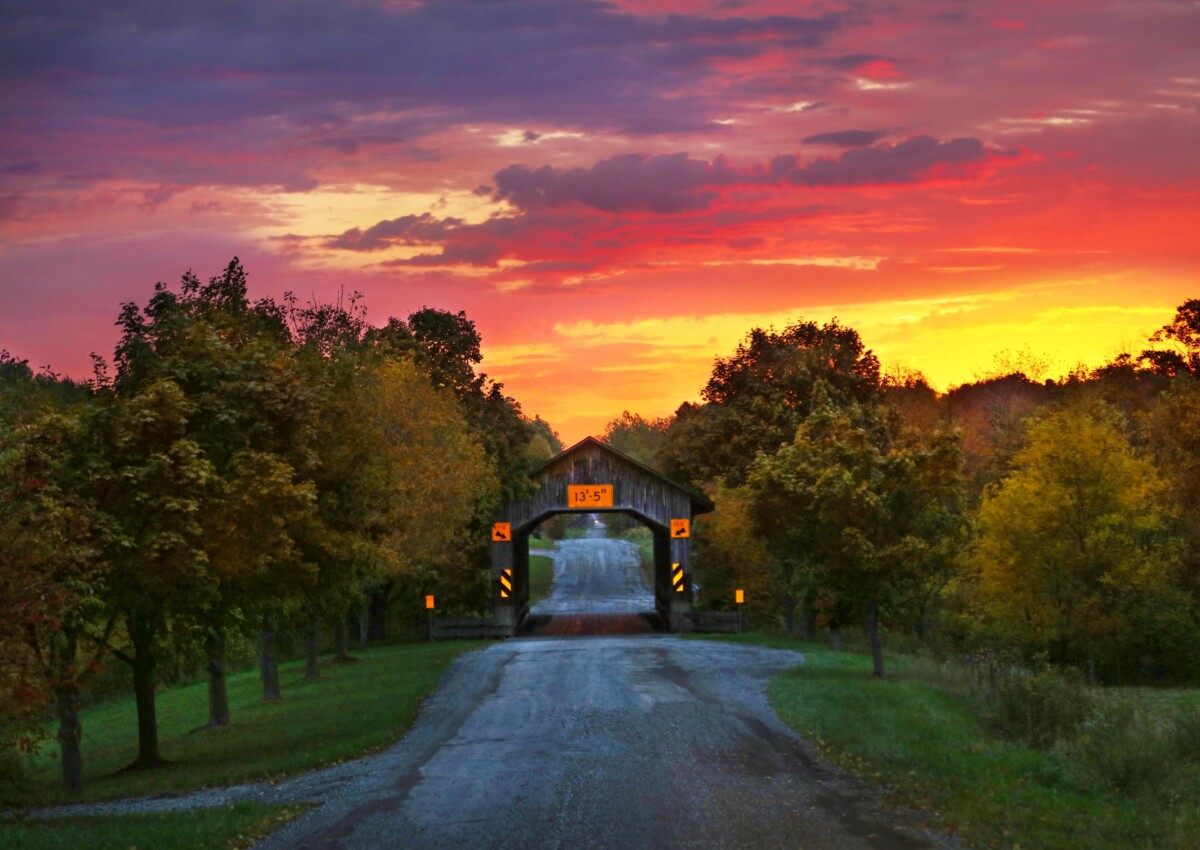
[425,595,436,610]
[568,484,613,508]
[492,522,511,542]
[735,589,745,605]
[670,518,690,538]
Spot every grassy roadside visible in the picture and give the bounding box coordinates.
[2,802,306,850]
[13,641,481,806]
[529,554,554,605]
[703,632,1200,850]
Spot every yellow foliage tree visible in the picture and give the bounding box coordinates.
[970,401,1189,681]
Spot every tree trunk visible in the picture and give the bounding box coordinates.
[868,602,885,678]
[53,681,83,793]
[305,609,321,680]
[126,611,164,768]
[828,619,843,652]
[335,614,350,662]
[802,606,817,641]
[260,615,282,701]
[206,627,230,727]
[368,586,390,642]
[358,601,370,652]
[781,592,797,637]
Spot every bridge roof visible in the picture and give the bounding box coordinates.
[532,436,715,515]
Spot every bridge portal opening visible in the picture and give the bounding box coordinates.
[519,511,667,636]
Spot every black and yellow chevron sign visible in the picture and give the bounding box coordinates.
[672,563,685,593]
[499,568,513,599]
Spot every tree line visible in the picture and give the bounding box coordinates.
[603,299,1200,684]
[0,259,559,793]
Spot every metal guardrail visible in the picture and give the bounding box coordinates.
[431,617,513,640]
[676,611,745,633]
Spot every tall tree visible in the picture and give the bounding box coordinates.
[970,401,1190,682]
[601,411,670,469]
[1140,297,1200,377]
[664,319,881,487]
[747,395,966,675]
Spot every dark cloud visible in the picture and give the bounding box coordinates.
[491,136,1004,213]
[778,135,1006,187]
[493,153,739,214]
[824,53,891,70]
[802,129,887,148]
[326,213,464,251]
[0,0,848,142]
[2,161,42,175]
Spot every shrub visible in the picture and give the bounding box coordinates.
[979,664,1092,749]
[1071,700,1172,795]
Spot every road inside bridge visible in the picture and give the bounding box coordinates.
[248,529,952,850]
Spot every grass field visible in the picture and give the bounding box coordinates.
[2,802,305,850]
[704,632,1200,850]
[529,554,554,605]
[13,641,480,806]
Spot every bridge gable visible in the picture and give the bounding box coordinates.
[503,436,714,534]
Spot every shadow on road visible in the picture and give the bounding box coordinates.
[518,611,668,637]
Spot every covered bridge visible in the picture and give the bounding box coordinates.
[490,436,715,632]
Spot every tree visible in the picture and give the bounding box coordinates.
[98,259,317,745]
[747,395,966,675]
[663,319,881,487]
[0,387,110,792]
[970,401,1190,682]
[90,378,217,767]
[601,411,670,469]
[1140,298,1200,377]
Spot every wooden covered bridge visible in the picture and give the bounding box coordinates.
[490,437,715,633]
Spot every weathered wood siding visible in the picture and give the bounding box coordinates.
[499,440,701,533]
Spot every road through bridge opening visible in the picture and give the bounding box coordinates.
[490,437,714,635]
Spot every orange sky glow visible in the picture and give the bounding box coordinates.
[2,1,1197,444]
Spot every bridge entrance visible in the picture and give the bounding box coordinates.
[490,437,714,633]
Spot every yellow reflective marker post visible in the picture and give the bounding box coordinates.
[567,484,613,508]
[670,518,690,538]
[500,568,513,600]
[672,563,685,593]
[735,589,745,605]
[425,595,435,642]
[492,522,511,542]
[425,595,436,610]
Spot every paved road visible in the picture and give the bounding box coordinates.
[40,531,956,849]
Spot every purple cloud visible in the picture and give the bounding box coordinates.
[802,129,887,148]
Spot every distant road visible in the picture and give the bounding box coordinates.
[530,518,654,617]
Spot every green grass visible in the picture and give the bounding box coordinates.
[528,536,556,550]
[1,802,304,850]
[16,641,480,806]
[702,632,1200,850]
[529,554,554,605]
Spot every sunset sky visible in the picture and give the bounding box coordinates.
[2,0,1198,443]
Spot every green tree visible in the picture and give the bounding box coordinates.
[664,319,881,487]
[99,259,317,746]
[601,411,670,469]
[970,402,1190,682]
[0,394,110,792]
[747,396,966,675]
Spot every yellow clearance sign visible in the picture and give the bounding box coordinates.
[567,484,613,508]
